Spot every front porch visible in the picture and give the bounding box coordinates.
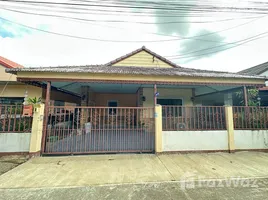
[46,81,243,108]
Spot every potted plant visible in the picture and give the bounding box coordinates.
[26,97,42,113]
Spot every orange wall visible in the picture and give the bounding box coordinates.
[94,93,137,107]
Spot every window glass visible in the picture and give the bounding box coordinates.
[54,100,65,106]
[0,97,24,105]
[157,99,183,116]
[108,101,118,114]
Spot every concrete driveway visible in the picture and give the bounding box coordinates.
[1,152,268,189]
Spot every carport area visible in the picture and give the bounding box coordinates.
[1,152,268,188]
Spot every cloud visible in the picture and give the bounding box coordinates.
[179,29,226,62]
[154,0,195,36]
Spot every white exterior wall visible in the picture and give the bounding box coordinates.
[163,131,228,151]
[234,130,268,150]
[0,133,31,152]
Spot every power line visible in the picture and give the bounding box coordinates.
[2,0,266,17]
[0,5,266,44]
[1,0,268,14]
[0,3,262,18]
[166,31,268,58]
[169,32,268,60]
[1,14,267,55]
[0,6,262,24]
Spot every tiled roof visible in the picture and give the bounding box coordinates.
[105,46,181,68]
[0,56,24,68]
[6,65,266,80]
[238,61,268,75]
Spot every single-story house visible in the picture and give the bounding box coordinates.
[3,46,268,155]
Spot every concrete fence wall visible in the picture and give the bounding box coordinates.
[0,133,31,153]
[162,131,229,152]
[161,130,268,152]
[234,130,268,150]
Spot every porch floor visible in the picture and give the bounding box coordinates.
[1,152,268,188]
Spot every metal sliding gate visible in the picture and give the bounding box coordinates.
[43,106,155,155]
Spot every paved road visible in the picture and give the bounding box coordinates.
[1,178,268,200]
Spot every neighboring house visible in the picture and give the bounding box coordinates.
[238,61,268,106]
[4,46,268,155]
[0,56,80,106]
[0,56,33,104]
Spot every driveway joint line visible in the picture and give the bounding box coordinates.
[156,155,176,181]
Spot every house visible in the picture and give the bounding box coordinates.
[0,56,80,106]
[3,46,268,156]
[238,61,268,106]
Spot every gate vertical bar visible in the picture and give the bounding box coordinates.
[41,81,51,154]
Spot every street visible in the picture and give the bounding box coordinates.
[1,178,268,200]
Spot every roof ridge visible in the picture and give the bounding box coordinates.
[105,46,182,68]
[0,56,24,68]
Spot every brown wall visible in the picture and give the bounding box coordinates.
[94,93,137,107]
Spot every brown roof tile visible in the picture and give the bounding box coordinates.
[6,65,267,80]
[238,61,268,75]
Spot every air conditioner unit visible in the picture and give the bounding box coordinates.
[176,123,186,130]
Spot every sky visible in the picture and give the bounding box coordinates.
[0,0,268,72]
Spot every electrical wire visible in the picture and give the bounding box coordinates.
[169,32,268,60]
[1,0,268,14]
[0,5,266,44]
[0,6,262,24]
[1,15,267,59]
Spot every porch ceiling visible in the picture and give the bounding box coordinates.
[48,81,242,96]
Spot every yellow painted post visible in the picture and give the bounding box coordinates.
[225,106,235,153]
[155,105,163,153]
[29,104,45,157]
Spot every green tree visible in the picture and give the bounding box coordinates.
[236,87,259,106]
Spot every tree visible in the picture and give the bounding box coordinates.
[236,87,260,106]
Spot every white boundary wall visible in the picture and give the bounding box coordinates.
[163,131,228,152]
[234,130,268,150]
[0,133,31,152]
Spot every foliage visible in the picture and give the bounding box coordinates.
[236,88,260,106]
[27,97,42,105]
[234,107,268,129]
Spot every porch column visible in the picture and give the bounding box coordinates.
[81,86,90,126]
[41,81,51,154]
[225,106,235,153]
[155,105,163,153]
[224,92,233,106]
[81,86,90,106]
[154,84,157,106]
[243,86,248,106]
